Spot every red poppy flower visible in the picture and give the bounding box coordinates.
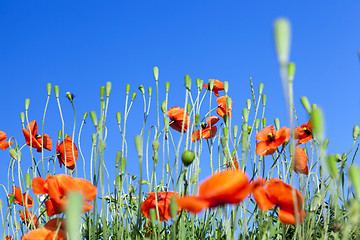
[140,191,181,221]
[5,236,13,240]
[22,120,52,152]
[216,96,233,118]
[167,107,191,133]
[255,126,290,156]
[203,79,224,97]
[191,116,219,142]
[293,147,308,175]
[56,136,78,170]
[177,170,251,213]
[9,186,33,208]
[19,209,39,228]
[252,178,305,225]
[292,119,312,145]
[22,218,66,240]
[32,174,97,217]
[0,131,13,150]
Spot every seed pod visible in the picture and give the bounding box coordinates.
[181,150,195,167]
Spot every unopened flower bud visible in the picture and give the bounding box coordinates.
[196,78,203,91]
[54,85,59,98]
[152,139,160,154]
[224,81,229,94]
[148,87,152,98]
[259,83,264,95]
[131,92,136,101]
[25,173,31,189]
[288,62,296,83]
[181,150,195,167]
[165,82,170,93]
[262,118,267,128]
[300,96,311,114]
[153,67,159,81]
[106,82,112,97]
[100,86,105,101]
[25,99,30,111]
[116,112,121,125]
[255,118,260,131]
[195,114,199,125]
[20,112,25,125]
[246,99,251,110]
[187,103,191,114]
[9,148,17,160]
[161,100,167,114]
[209,79,215,91]
[47,83,52,96]
[185,75,191,91]
[90,111,98,128]
[242,108,249,123]
[274,118,280,130]
[233,125,238,138]
[353,125,360,139]
[115,151,122,168]
[262,95,267,106]
[138,85,145,95]
[126,84,130,95]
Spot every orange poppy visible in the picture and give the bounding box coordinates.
[292,119,312,145]
[294,147,308,175]
[216,96,233,118]
[167,107,191,133]
[226,156,240,170]
[141,191,181,221]
[203,79,224,97]
[56,136,78,170]
[255,126,290,156]
[5,236,13,240]
[177,170,251,213]
[19,209,39,228]
[9,186,33,208]
[252,178,305,225]
[32,174,97,217]
[22,218,66,240]
[22,120,52,152]
[0,131,13,150]
[191,116,219,142]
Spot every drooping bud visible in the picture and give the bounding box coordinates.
[161,100,167,114]
[181,150,196,167]
[334,154,342,162]
[152,139,160,154]
[9,148,17,160]
[138,85,145,95]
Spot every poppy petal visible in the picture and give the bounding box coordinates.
[0,141,13,150]
[201,126,217,139]
[255,142,276,156]
[190,129,201,142]
[206,116,220,126]
[278,208,305,225]
[294,147,309,175]
[32,177,47,195]
[256,126,275,142]
[176,196,210,214]
[0,131,6,142]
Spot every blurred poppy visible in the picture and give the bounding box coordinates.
[9,186,33,208]
[216,96,232,118]
[203,79,224,97]
[32,174,97,217]
[226,156,240,170]
[22,120,52,152]
[294,147,309,175]
[56,136,78,170]
[5,236,13,240]
[0,131,13,150]
[167,107,191,133]
[141,191,180,221]
[292,119,312,145]
[191,116,219,142]
[22,218,66,240]
[177,170,251,213]
[252,178,305,225]
[19,209,39,228]
[255,126,290,156]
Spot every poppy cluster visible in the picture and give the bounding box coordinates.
[32,174,97,217]
[190,116,219,142]
[140,191,181,221]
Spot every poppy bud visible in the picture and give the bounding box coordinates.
[120,158,126,173]
[274,18,291,66]
[126,84,130,95]
[353,125,360,139]
[161,100,167,114]
[115,151,122,168]
[247,125,252,134]
[9,148,17,160]
[349,165,360,199]
[148,87,152,98]
[47,83,51,96]
[138,85,145,95]
[223,115,228,126]
[92,133,97,146]
[165,82,170,93]
[181,150,195,167]
[310,194,321,212]
[15,222,20,231]
[153,66,159,81]
[25,99,30,111]
[100,86,105,101]
[186,104,191,115]
[259,83,264,95]
[128,185,135,194]
[221,136,227,148]
[195,114,199,125]
[323,138,329,150]
[152,139,160,154]
[115,175,122,188]
[166,164,170,174]
[274,118,280,130]
[170,196,178,219]
[310,107,324,142]
[334,154,342,162]
[90,111,98,128]
[106,82,112,97]
[224,81,229,94]
[288,62,296,83]
[300,96,311,114]
[185,75,191,91]
[342,153,347,161]
[209,79,214,91]
[116,112,121,125]
[65,133,68,138]
[233,125,238,138]
[262,95,266,106]
[132,92,137,101]
[246,99,251,110]
[20,112,25,125]
[25,173,31,189]
[54,85,59,98]
[196,78,203,91]
[326,155,337,180]
[262,118,266,128]
[135,135,143,158]
[152,154,158,164]
[242,124,248,150]
[255,118,260,131]
[58,130,62,140]
[242,108,249,123]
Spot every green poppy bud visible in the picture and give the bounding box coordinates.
[223,127,228,137]
[310,107,324,142]
[224,81,229,94]
[181,150,195,167]
[25,173,31,189]
[149,208,156,223]
[152,154,158,164]
[90,111,98,128]
[153,66,159,81]
[148,86,152,98]
[116,112,121,125]
[233,125,238,138]
[221,136,227,148]
[166,163,170,173]
[91,133,97,146]
[262,118,266,128]
[353,125,360,139]
[25,99,30,111]
[187,103,191,114]
[309,194,321,212]
[131,92,137,101]
[196,78,203,91]
[247,125,252,134]
[170,196,178,219]
[54,85,59,98]
[152,139,160,154]
[120,158,126,173]
[262,95,266,106]
[274,18,291,66]
[209,79,215,91]
[243,108,249,123]
[300,96,311,114]
[58,130,62,140]
[323,138,329,150]
[115,151,122,168]
[195,114,199,125]
[135,135,143,158]
[126,84,130,95]
[185,75,191,91]
[20,112,25,125]
[65,133,68,138]
[47,83,52,96]
[274,118,280,130]
[288,62,296,83]
[255,118,260,131]
[115,175,122,188]
[9,148,17,160]
[259,83,264,95]
[100,86,105,101]
[165,82,170,93]
[15,222,20,231]
[138,85,145,95]
[334,154,342,162]
[349,165,360,199]
[246,99,251,110]
[82,112,88,123]
[106,82,112,97]
[161,100,167,114]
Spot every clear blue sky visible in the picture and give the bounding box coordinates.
[1,1,360,202]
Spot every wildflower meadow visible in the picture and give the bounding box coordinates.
[1,5,360,240]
